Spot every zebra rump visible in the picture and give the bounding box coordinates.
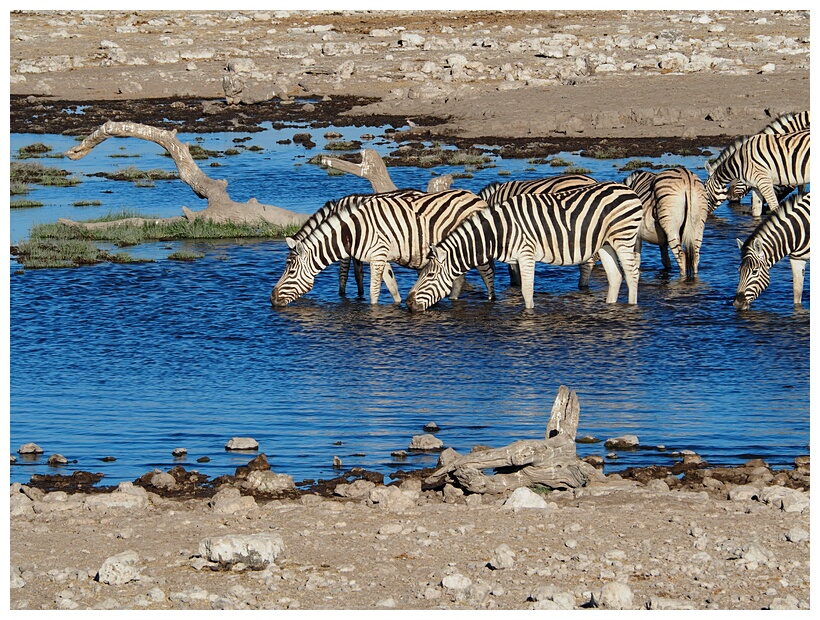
[734,192,810,310]
[406,181,643,311]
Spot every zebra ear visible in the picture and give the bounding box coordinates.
[286,237,296,250]
[751,238,766,259]
[704,160,715,175]
[736,238,744,251]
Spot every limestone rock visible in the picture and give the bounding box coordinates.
[409,434,444,451]
[209,487,257,513]
[97,550,141,585]
[199,533,284,569]
[502,487,550,509]
[591,581,634,609]
[225,437,259,451]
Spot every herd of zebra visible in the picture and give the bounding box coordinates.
[270,110,810,312]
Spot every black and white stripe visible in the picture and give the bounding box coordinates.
[623,167,709,279]
[291,189,424,298]
[270,188,494,306]
[406,182,643,310]
[726,110,810,212]
[734,192,810,310]
[705,130,810,217]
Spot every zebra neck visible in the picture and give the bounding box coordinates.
[746,220,788,267]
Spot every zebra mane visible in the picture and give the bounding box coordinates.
[478,181,502,202]
[707,134,750,172]
[741,192,804,254]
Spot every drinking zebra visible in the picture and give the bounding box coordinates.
[270,188,495,306]
[623,167,709,279]
[727,110,810,213]
[405,182,643,311]
[479,173,597,286]
[291,189,425,298]
[705,130,810,217]
[734,192,810,310]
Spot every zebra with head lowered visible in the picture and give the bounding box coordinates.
[623,167,709,279]
[704,129,810,218]
[405,182,643,311]
[270,188,495,306]
[479,174,598,287]
[290,189,424,299]
[727,110,810,213]
[734,192,810,310]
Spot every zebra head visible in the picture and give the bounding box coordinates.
[406,245,457,312]
[727,179,749,203]
[734,238,770,310]
[270,237,318,307]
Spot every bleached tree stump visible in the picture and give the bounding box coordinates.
[425,385,605,493]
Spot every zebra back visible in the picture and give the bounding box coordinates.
[292,189,424,241]
[478,173,596,206]
[742,192,811,265]
[622,170,656,206]
[760,110,810,135]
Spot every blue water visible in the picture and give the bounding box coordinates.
[8,125,810,486]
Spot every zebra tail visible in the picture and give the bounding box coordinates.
[681,179,707,274]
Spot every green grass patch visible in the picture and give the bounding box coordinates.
[167,251,205,261]
[324,140,362,151]
[581,144,629,159]
[73,200,103,207]
[95,166,179,182]
[10,199,44,209]
[10,161,79,186]
[563,165,593,174]
[548,157,572,167]
[15,143,55,159]
[10,181,31,196]
[11,238,151,269]
[619,159,662,172]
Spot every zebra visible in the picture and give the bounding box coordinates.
[479,173,597,286]
[405,182,643,311]
[704,129,810,218]
[270,188,495,306]
[734,192,810,310]
[290,189,425,299]
[622,167,709,279]
[726,110,810,213]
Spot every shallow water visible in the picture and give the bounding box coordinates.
[8,125,810,486]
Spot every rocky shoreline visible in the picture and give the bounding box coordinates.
[10,452,810,610]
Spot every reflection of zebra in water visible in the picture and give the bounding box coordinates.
[406,182,643,311]
[270,188,494,306]
[289,189,424,299]
[727,111,810,213]
[623,167,709,279]
[479,174,597,286]
[705,130,810,217]
[734,192,810,310]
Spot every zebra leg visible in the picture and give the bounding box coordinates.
[354,259,365,297]
[578,256,595,289]
[338,257,351,297]
[597,246,624,303]
[477,260,496,300]
[666,235,686,278]
[790,258,807,306]
[448,275,466,300]
[382,263,401,304]
[617,245,640,304]
[517,255,536,309]
[750,192,764,217]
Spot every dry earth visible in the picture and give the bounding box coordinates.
[8,9,812,612]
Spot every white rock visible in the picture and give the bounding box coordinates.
[648,596,695,609]
[368,485,417,512]
[225,437,258,451]
[243,470,295,493]
[503,487,549,509]
[591,581,634,609]
[150,471,178,490]
[199,534,284,569]
[97,550,141,585]
[488,543,516,569]
[209,487,257,514]
[441,572,472,591]
[727,484,761,502]
[334,479,375,498]
[399,33,425,47]
[530,585,576,609]
[409,434,443,451]
[85,483,150,510]
[603,435,639,449]
[17,442,44,454]
[785,527,809,543]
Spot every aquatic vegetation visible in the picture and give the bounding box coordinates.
[167,251,206,261]
[73,200,103,207]
[10,161,79,186]
[10,238,148,269]
[10,199,44,209]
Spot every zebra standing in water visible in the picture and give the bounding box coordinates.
[727,110,810,213]
[290,189,424,299]
[479,174,597,287]
[622,167,709,279]
[405,182,643,311]
[270,188,494,306]
[704,129,810,217]
[734,192,810,310]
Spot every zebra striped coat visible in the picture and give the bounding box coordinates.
[270,188,494,306]
[727,110,810,212]
[479,174,597,287]
[405,182,644,311]
[734,192,810,310]
[623,167,709,278]
[291,189,424,299]
[705,130,810,217]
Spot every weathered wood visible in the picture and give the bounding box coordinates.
[320,149,398,193]
[425,385,605,493]
[63,121,309,230]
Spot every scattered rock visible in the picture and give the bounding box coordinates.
[172,448,187,457]
[225,437,258,451]
[209,487,257,513]
[591,581,634,609]
[241,470,295,493]
[18,442,44,455]
[408,434,444,451]
[47,454,68,466]
[423,422,440,432]
[97,550,142,585]
[487,543,515,570]
[502,487,550,509]
[604,435,639,450]
[334,479,376,498]
[198,533,284,569]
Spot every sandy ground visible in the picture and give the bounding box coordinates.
[8,9,811,611]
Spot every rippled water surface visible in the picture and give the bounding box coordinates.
[8,125,810,486]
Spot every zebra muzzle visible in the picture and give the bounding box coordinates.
[733,293,751,310]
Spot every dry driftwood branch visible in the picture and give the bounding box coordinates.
[320,149,453,194]
[61,121,309,230]
[425,385,605,493]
